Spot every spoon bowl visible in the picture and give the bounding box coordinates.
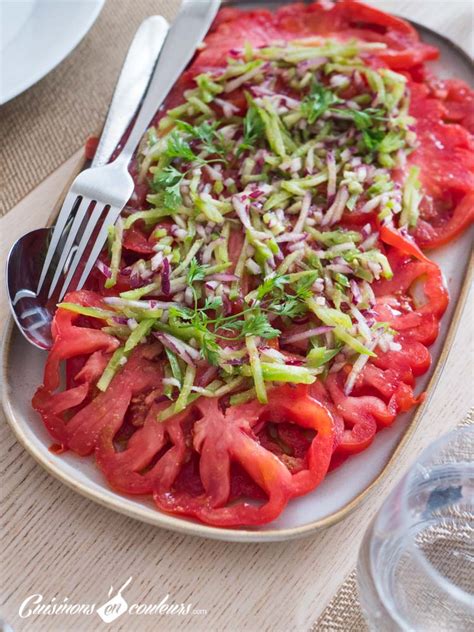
[7,227,59,350]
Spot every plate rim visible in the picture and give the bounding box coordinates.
[0,0,106,105]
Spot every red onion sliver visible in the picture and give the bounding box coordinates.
[281,326,334,344]
[161,258,171,296]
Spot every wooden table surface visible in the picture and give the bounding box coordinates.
[1,2,472,631]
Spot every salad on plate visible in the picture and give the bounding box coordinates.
[33,0,474,527]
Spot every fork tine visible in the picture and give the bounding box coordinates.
[58,204,123,301]
[47,196,93,299]
[36,192,81,294]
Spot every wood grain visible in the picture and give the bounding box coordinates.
[0,2,473,631]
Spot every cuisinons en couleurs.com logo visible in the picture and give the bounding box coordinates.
[18,577,208,622]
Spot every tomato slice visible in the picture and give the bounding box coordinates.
[379,223,432,264]
[153,397,294,527]
[407,81,474,249]
[373,249,449,330]
[156,385,335,525]
[34,343,163,454]
[254,385,335,497]
[96,385,334,527]
[195,0,437,72]
[84,136,99,161]
[41,291,120,392]
[414,193,474,250]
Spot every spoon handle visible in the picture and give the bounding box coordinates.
[91,15,169,168]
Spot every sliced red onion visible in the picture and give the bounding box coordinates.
[162,377,181,388]
[104,297,178,310]
[367,260,382,279]
[184,287,194,307]
[327,263,353,274]
[161,257,171,295]
[95,260,112,279]
[206,273,239,282]
[288,240,307,253]
[350,280,362,304]
[214,98,240,119]
[321,186,349,226]
[360,233,379,251]
[151,251,163,272]
[232,195,251,229]
[112,316,128,325]
[281,326,334,345]
[153,332,200,367]
[223,358,244,366]
[130,274,142,289]
[344,352,371,396]
[292,190,312,235]
[275,233,306,243]
[201,238,225,265]
[284,358,305,366]
[222,293,233,316]
[296,57,327,76]
[204,163,223,181]
[198,366,218,387]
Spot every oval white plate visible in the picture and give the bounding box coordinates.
[0,0,105,105]
[1,21,473,542]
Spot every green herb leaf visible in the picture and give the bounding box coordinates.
[152,165,184,210]
[201,334,220,365]
[176,120,225,156]
[225,311,280,339]
[186,257,209,285]
[239,98,265,152]
[301,81,340,124]
[165,131,197,162]
[256,273,289,300]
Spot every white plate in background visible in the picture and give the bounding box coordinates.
[0,0,105,105]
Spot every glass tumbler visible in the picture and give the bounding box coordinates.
[357,426,474,631]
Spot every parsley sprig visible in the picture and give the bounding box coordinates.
[151,127,226,210]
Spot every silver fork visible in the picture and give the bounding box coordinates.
[39,0,221,303]
[6,15,170,351]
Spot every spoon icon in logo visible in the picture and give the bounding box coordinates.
[96,577,133,623]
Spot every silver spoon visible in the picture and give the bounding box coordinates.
[6,15,169,350]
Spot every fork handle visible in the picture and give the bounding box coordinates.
[91,16,169,168]
[114,0,221,167]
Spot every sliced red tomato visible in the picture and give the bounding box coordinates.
[414,193,474,250]
[373,249,449,329]
[325,373,392,454]
[122,224,156,255]
[96,401,189,494]
[372,336,431,380]
[195,1,437,72]
[34,342,163,453]
[40,291,119,392]
[97,385,334,526]
[407,81,474,249]
[432,78,474,134]
[84,136,99,161]
[379,223,432,264]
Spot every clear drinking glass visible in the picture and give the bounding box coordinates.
[357,426,474,631]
